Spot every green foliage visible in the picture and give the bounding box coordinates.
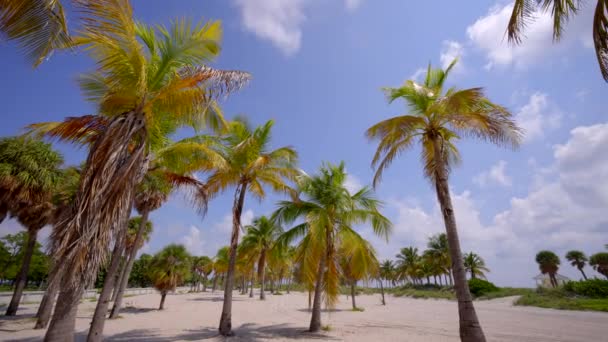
[516,287,608,312]
[476,287,534,300]
[564,279,608,298]
[129,253,153,288]
[389,286,455,300]
[0,232,49,283]
[467,278,499,297]
[149,244,191,292]
[589,252,608,278]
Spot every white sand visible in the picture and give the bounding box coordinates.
[1,290,606,341]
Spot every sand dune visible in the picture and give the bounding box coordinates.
[1,291,606,341]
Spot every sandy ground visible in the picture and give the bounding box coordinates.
[1,290,606,341]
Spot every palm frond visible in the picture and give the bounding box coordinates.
[594,0,608,81]
[25,115,109,146]
[507,0,538,44]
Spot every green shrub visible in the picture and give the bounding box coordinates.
[468,278,498,297]
[564,279,608,298]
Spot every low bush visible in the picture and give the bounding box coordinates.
[468,278,498,297]
[564,279,608,298]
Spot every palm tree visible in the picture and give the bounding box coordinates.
[565,250,588,280]
[535,251,561,288]
[0,137,63,316]
[589,252,608,278]
[0,0,71,67]
[463,252,490,280]
[339,239,379,310]
[506,0,608,82]
[366,59,521,342]
[27,2,249,339]
[274,162,391,332]
[109,172,170,319]
[192,119,298,336]
[427,233,452,285]
[379,260,394,305]
[396,247,420,284]
[212,246,230,292]
[191,256,213,291]
[240,216,283,300]
[148,244,191,310]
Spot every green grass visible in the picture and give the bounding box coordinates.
[352,306,365,312]
[389,287,456,300]
[515,288,608,312]
[477,287,534,300]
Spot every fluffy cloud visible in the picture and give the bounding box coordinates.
[473,160,511,187]
[181,225,206,255]
[364,122,608,286]
[344,173,363,193]
[466,3,592,70]
[234,0,362,55]
[440,40,465,71]
[515,92,561,142]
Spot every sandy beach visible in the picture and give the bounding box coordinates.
[1,290,606,341]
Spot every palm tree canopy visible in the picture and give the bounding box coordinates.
[535,250,560,274]
[340,238,379,282]
[366,59,522,187]
[379,260,395,281]
[134,169,174,214]
[213,246,230,275]
[506,0,608,82]
[126,216,153,252]
[589,252,608,276]
[0,0,71,67]
[565,250,588,269]
[148,244,191,292]
[463,252,490,279]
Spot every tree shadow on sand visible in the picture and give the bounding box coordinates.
[187,297,244,302]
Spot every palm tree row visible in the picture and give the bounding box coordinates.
[536,249,608,288]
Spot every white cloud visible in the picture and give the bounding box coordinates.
[473,160,512,187]
[344,0,363,11]
[234,0,362,55]
[344,173,363,193]
[365,122,608,286]
[409,68,426,82]
[181,225,206,255]
[440,40,465,71]
[466,3,592,70]
[515,92,561,142]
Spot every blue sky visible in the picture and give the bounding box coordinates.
[1,0,606,287]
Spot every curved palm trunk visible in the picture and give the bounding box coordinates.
[350,281,357,310]
[218,182,247,336]
[6,228,39,316]
[578,267,588,280]
[433,140,486,342]
[45,112,147,342]
[259,251,266,300]
[379,279,386,305]
[159,291,167,310]
[111,210,149,319]
[35,263,63,329]
[309,255,326,332]
[87,238,125,342]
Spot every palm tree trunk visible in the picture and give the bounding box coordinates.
[110,210,149,319]
[471,270,475,279]
[380,279,386,305]
[87,239,125,342]
[309,255,326,332]
[111,261,126,302]
[203,275,208,292]
[308,289,312,310]
[259,252,266,300]
[579,267,588,280]
[6,228,39,316]
[433,139,486,342]
[44,272,85,342]
[212,275,218,292]
[218,182,247,336]
[159,291,167,310]
[350,281,357,310]
[35,263,63,329]
[249,271,254,298]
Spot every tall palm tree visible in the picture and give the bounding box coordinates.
[339,239,379,310]
[366,59,521,342]
[0,137,63,316]
[565,250,588,280]
[379,260,395,305]
[26,2,249,339]
[240,216,283,300]
[535,250,561,287]
[274,162,391,332]
[589,252,608,278]
[463,252,490,280]
[148,244,191,310]
[506,0,608,82]
[0,0,71,67]
[396,247,420,284]
[427,233,452,285]
[191,119,298,336]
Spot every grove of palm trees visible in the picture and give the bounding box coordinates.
[1,1,607,342]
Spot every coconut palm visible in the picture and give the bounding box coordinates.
[0,137,63,316]
[565,250,588,280]
[506,0,608,82]
[463,252,490,280]
[26,2,249,339]
[339,239,379,310]
[189,119,298,336]
[589,252,608,278]
[274,162,391,332]
[0,0,71,66]
[192,256,213,291]
[366,59,521,341]
[240,216,283,300]
[212,246,230,291]
[378,260,394,305]
[427,233,452,285]
[396,247,420,284]
[148,244,191,310]
[535,250,560,287]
